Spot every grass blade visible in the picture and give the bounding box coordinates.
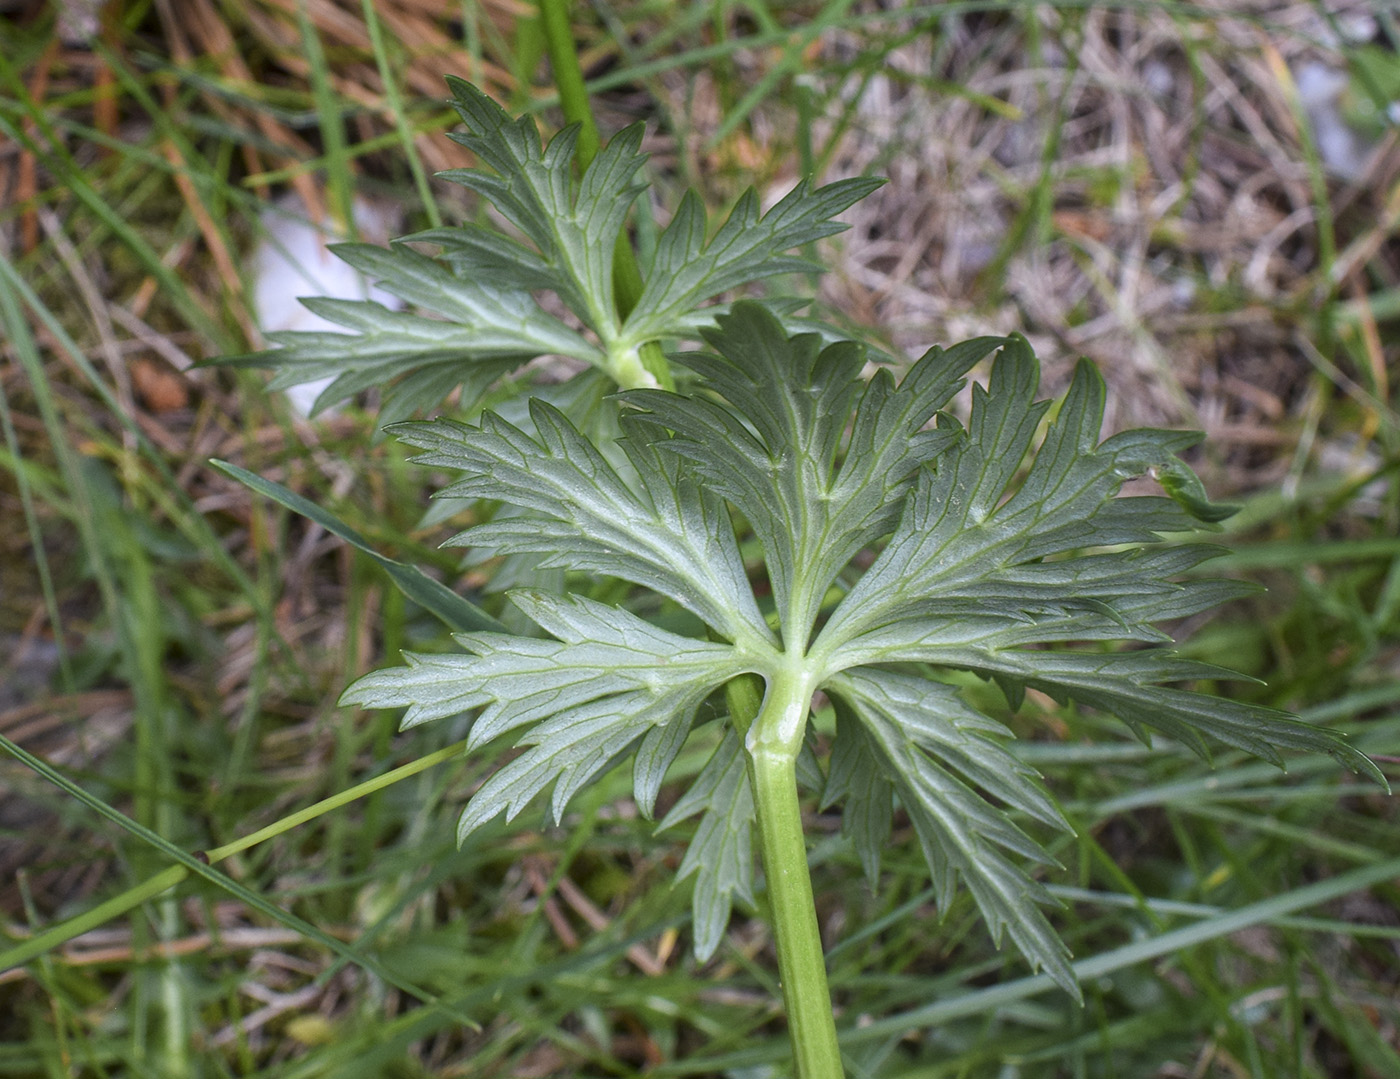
[211,459,504,633]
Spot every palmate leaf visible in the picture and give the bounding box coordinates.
[346,302,1383,990]
[385,401,774,648]
[226,79,881,420]
[222,76,632,414]
[280,244,596,411]
[436,77,649,332]
[624,313,1005,643]
[825,669,1074,989]
[222,247,598,417]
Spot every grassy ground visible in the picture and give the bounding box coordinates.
[2,0,1399,1075]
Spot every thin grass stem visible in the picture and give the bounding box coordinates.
[0,737,467,974]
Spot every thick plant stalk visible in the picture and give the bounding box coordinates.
[746,669,844,1079]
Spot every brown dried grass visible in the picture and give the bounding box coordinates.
[799,2,1398,494]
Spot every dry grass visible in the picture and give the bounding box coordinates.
[800,3,1398,497]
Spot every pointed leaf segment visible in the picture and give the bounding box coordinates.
[343,302,1384,999]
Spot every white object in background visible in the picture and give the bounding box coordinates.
[1293,61,1381,183]
[250,195,403,417]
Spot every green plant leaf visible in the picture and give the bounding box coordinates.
[341,589,743,835]
[657,728,756,961]
[218,79,886,420]
[403,223,562,294]
[346,301,1384,984]
[1152,455,1242,522]
[819,699,891,887]
[438,76,649,338]
[826,667,1075,994]
[811,346,1245,663]
[220,267,595,419]
[386,400,775,649]
[623,309,1004,642]
[621,177,883,342]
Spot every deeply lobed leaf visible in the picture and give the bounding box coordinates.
[623,177,883,342]
[827,668,1075,993]
[224,79,881,419]
[440,77,648,333]
[346,301,1382,986]
[342,590,744,831]
[623,311,1004,642]
[658,730,756,961]
[388,400,773,648]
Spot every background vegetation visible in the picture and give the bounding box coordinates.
[2,0,1398,1075]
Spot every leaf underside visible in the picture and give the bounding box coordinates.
[343,301,1383,994]
[216,77,877,421]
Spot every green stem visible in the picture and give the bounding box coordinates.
[746,669,844,1079]
[536,0,673,390]
[1,866,186,971]
[0,739,466,971]
[724,671,765,739]
[360,0,442,227]
[537,0,600,167]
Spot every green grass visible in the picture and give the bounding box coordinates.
[2,1,1398,1076]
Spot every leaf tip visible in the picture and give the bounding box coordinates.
[1152,458,1241,524]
